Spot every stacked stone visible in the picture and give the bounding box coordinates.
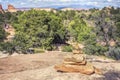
[54,43,101,75]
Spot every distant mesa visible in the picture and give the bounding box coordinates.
[61,8,74,11]
[7,4,57,12]
[33,8,57,12]
[7,4,17,12]
[0,4,4,13]
[0,4,86,13]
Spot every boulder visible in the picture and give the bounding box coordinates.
[72,50,83,54]
[63,60,87,65]
[64,54,85,63]
[72,43,84,49]
[72,44,79,50]
[54,62,95,75]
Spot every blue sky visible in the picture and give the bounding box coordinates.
[0,0,120,9]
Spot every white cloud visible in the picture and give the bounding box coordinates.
[20,2,26,5]
[0,0,120,9]
[107,0,112,2]
[87,2,98,5]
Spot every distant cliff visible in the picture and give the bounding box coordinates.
[7,4,17,12]
[0,4,4,13]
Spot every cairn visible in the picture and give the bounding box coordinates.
[54,43,101,75]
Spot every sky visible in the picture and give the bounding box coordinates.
[0,0,120,9]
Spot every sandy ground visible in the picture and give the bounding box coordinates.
[0,51,120,80]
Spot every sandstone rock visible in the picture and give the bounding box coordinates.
[8,4,17,12]
[78,44,85,49]
[94,67,103,75]
[72,43,84,49]
[55,63,95,75]
[72,43,79,50]
[0,4,4,13]
[8,4,16,9]
[72,50,82,54]
[64,54,85,63]
[109,39,116,47]
[11,53,19,56]
[63,60,87,65]
[4,25,15,42]
[0,4,2,9]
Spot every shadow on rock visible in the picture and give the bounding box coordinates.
[97,70,120,80]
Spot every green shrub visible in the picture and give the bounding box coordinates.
[0,42,15,54]
[45,46,53,51]
[106,47,120,60]
[34,48,45,53]
[83,44,108,55]
[62,45,73,52]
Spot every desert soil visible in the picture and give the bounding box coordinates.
[0,51,120,80]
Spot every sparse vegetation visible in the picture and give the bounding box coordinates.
[62,45,73,52]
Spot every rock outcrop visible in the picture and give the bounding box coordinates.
[0,4,4,13]
[4,24,15,42]
[54,43,102,75]
[8,4,17,12]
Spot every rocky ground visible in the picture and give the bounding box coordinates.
[0,51,120,80]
